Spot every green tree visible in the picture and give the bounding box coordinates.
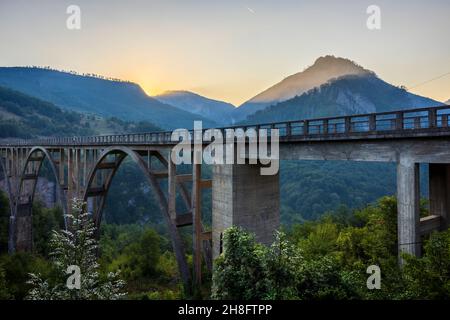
[0,252,52,299]
[264,231,301,299]
[26,199,126,300]
[32,202,64,257]
[401,230,450,299]
[0,265,12,299]
[212,227,268,299]
[108,228,161,280]
[0,191,10,254]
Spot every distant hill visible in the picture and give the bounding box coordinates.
[0,86,161,139]
[243,74,441,124]
[446,99,450,105]
[0,67,215,129]
[234,56,372,121]
[154,90,235,125]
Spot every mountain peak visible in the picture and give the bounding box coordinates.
[311,55,369,72]
[235,56,374,120]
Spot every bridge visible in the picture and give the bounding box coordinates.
[1,104,450,290]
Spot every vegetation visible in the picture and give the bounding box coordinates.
[98,223,183,299]
[26,199,126,300]
[0,85,161,139]
[212,196,450,300]
[0,192,184,300]
[1,192,449,300]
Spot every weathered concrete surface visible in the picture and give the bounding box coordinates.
[212,163,279,258]
[9,178,58,208]
[397,159,421,261]
[14,204,33,252]
[429,163,450,229]
[280,138,450,163]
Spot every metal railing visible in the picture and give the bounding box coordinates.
[1,105,450,147]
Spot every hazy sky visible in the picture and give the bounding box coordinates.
[0,0,449,105]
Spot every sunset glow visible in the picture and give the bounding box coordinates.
[0,0,448,105]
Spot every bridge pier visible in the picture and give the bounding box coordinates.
[14,203,33,251]
[212,163,279,259]
[397,160,421,262]
[429,163,450,230]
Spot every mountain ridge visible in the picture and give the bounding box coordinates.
[242,73,441,124]
[154,90,235,125]
[0,85,161,139]
[0,67,215,130]
[234,55,374,121]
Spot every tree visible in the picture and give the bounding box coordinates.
[0,191,9,254]
[0,265,12,299]
[26,199,126,300]
[212,227,361,300]
[212,227,268,300]
[401,230,450,299]
[264,231,301,299]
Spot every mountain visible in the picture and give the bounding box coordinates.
[0,85,161,139]
[234,56,373,121]
[0,67,215,129]
[446,99,450,105]
[154,90,235,125]
[243,74,441,124]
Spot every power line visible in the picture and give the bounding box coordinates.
[407,71,450,90]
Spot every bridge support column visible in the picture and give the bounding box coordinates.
[212,163,279,259]
[429,163,450,230]
[14,204,33,252]
[397,160,421,263]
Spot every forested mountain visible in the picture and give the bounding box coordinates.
[0,86,161,139]
[234,56,373,121]
[243,74,441,124]
[154,90,235,125]
[0,67,215,129]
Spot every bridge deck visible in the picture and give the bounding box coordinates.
[1,105,450,147]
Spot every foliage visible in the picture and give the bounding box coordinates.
[212,227,268,300]
[212,196,450,300]
[26,199,126,300]
[32,202,64,257]
[0,252,53,300]
[0,191,9,254]
[401,230,450,299]
[0,85,161,139]
[98,223,182,298]
[0,264,12,299]
[264,231,301,299]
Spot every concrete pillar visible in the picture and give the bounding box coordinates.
[429,163,450,229]
[397,159,421,261]
[192,162,202,285]
[212,163,279,259]
[14,204,33,252]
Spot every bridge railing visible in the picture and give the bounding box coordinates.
[1,105,450,147]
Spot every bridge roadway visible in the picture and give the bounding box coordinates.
[1,104,450,290]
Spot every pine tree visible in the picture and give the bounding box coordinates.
[27,199,126,300]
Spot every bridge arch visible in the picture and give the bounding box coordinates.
[11,147,68,252]
[82,146,191,287]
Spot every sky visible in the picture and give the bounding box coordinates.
[0,0,449,106]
